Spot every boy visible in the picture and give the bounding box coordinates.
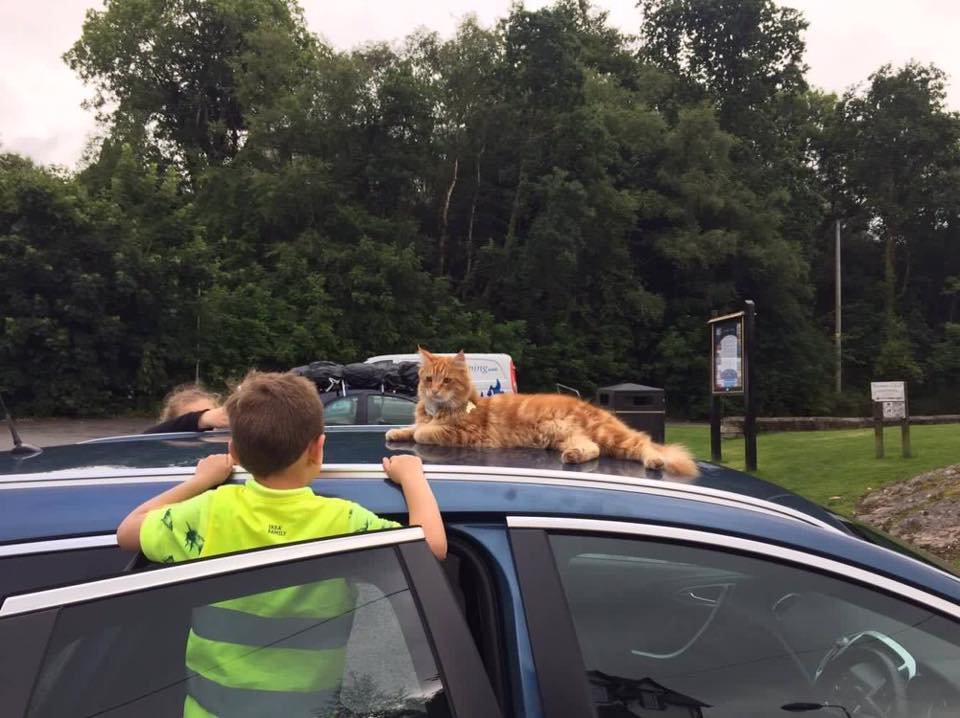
[117,371,446,718]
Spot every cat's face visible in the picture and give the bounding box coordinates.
[418,349,472,413]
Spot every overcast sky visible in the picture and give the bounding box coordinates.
[4,0,960,168]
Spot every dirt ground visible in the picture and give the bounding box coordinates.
[856,464,960,564]
[0,417,153,450]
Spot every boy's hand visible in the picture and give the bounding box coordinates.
[193,454,234,489]
[382,455,425,486]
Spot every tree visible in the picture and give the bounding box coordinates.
[825,63,960,382]
[65,0,319,179]
[0,151,202,412]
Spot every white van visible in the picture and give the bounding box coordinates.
[365,353,518,396]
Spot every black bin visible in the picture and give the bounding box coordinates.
[597,383,665,443]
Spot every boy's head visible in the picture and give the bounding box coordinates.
[225,371,325,481]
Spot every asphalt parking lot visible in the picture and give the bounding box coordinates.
[0,417,153,451]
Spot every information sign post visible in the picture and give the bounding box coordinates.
[708,301,757,471]
[870,381,910,459]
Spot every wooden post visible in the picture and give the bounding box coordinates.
[743,300,758,472]
[901,384,911,458]
[873,402,885,459]
[710,394,722,462]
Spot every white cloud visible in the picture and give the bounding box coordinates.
[3,0,960,168]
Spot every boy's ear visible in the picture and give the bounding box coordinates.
[228,439,240,465]
[310,433,326,464]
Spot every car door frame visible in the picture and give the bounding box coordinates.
[0,535,131,602]
[0,527,502,718]
[507,515,960,718]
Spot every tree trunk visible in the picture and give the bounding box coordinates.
[464,144,484,284]
[439,157,459,275]
[884,233,897,322]
[505,167,525,254]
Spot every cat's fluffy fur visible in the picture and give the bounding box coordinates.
[385,349,698,477]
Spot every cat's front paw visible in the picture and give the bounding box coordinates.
[385,427,416,442]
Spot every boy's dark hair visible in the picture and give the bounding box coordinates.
[225,371,325,477]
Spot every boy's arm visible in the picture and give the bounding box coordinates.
[382,455,447,560]
[117,454,234,552]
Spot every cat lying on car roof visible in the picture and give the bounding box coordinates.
[385,349,698,477]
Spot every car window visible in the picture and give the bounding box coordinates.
[325,396,359,425]
[0,543,130,601]
[548,533,960,718]
[23,545,451,718]
[368,395,415,425]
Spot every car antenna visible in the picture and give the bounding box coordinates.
[0,391,41,456]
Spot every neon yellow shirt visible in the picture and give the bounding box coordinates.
[141,478,400,562]
[139,478,401,718]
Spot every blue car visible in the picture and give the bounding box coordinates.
[2,427,960,718]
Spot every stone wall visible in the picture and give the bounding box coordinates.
[721,415,960,437]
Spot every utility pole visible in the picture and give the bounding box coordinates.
[835,220,842,395]
[195,287,202,385]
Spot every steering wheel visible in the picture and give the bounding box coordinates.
[815,632,911,718]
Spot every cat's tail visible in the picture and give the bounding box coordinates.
[597,420,699,477]
[657,443,699,478]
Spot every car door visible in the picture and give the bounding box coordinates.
[0,535,131,600]
[510,516,960,718]
[0,527,501,718]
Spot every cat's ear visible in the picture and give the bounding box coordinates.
[418,346,436,363]
[453,350,466,365]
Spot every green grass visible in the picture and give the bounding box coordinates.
[666,423,960,516]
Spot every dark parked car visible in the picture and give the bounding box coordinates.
[2,428,960,717]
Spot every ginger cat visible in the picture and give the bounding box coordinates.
[385,349,698,477]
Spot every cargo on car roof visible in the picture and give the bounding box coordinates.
[365,353,518,397]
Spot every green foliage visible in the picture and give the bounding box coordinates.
[3,0,960,417]
[670,423,960,517]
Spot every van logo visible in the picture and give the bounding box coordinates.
[485,379,504,396]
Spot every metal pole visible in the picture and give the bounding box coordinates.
[195,287,202,385]
[744,300,758,472]
[835,220,842,394]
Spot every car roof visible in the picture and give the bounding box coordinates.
[0,426,831,522]
[7,427,960,598]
